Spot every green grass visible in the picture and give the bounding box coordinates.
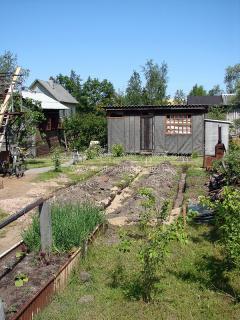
[23,203,105,252]
[25,157,53,169]
[184,167,209,202]
[0,208,8,222]
[34,166,101,183]
[35,223,240,320]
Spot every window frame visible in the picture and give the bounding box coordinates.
[165,114,192,135]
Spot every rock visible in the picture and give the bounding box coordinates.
[80,271,91,283]
[79,295,94,304]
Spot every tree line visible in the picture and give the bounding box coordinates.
[0,50,239,151]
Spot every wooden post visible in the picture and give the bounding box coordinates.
[0,298,5,320]
[39,201,52,253]
[182,204,187,228]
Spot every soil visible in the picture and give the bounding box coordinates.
[52,161,142,208]
[107,163,178,225]
[0,251,68,320]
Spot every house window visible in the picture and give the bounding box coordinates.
[166,114,191,135]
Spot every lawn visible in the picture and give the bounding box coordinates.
[35,159,240,320]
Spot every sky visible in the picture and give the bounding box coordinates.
[1,0,240,96]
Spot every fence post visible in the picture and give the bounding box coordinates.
[0,298,5,320]
[39,201,52,253]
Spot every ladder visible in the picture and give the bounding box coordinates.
[0,67,21,151]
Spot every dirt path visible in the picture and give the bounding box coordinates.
[0,174,70,255]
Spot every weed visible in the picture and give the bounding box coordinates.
[111,144,125,157]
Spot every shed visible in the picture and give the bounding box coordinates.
[105,105,208,155]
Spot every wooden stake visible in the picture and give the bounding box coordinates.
[0,298,5,320]
[39,201,52,253]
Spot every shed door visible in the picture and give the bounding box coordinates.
[140,116,153,151]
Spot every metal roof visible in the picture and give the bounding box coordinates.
[30,79,78,104]
[187,95,223,105]
[22,91,70,110]
[105,104,208,111]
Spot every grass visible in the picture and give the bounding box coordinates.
[0,208,8,222]
[34,166,101,183]
[23,203,105,252]
[35,223,240,320]
[25,157,53,169]
[184,166,209,202]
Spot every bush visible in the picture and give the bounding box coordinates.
[63,113,107,151]
[191,150,199,159]
[85,144,102,160]
[202,187,240,267]
[111,144,124,157]
[51,147,62,172]
[22,203,104,252]
[212,149,240,185]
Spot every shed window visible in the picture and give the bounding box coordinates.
[166,114,191,134]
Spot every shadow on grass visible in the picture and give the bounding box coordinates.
[170,255,240,302]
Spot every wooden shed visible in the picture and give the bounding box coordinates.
[105,105,209,155]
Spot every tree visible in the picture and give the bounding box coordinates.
[52,70,82,102]
[189,84,207,96]
[231,80,240,105]
[142,59,168,104]
[63,113,107,150]
[174,89,186,104]
[208,85,223,96]
[80,77,116,114]
[224,63,240,93]
[0,50,29,86]
[125,71,143,105]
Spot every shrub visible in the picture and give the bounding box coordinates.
[22,203,104,252]
[85,144,102,160]
[51,148,62,172]
[191,150,199,159]
[201,187,240,267]
[111,144,125,157]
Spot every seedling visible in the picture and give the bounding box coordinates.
[14,273,29,287]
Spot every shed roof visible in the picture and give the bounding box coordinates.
[105,104,208,111]
[30,79,78,104]
[22,91,70,110]
[187,96,223,105]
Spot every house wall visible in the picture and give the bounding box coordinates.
[107,113,205,155]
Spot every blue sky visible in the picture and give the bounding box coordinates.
[1,0,240,96]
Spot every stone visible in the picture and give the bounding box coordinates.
[78,295,94,304]
[80,271,91,283]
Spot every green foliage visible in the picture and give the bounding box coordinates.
[191,150,199,159]
[15,273,28,287]
[142,59,168,104]
[111,144,125,157]
[212,149,240,185]
[125,71,143,105]
[174,89,186,104]
[208,84,223,96]
[201,187,240,267]
[231,80,240,105]
[85,144,102,160]
[207,105,227,120]
[189,84,207,96]
[63,113,106,150]
[224,63,240,93]
[51,147,62,172]
[22,203,104,253]
[157,200,170,223]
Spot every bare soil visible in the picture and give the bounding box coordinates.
[0,251,68,320]
[107,163,178,225]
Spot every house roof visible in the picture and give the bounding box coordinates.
[30,79,78,104]
[105,104,208,111]
[22,91,70,110]
[187,95,223,105]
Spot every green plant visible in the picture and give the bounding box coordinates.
[201,187,240,267]
[111,144,125,157]
[15,273,28,287]
[85,144,102,160]
[157,200,170,224]
[51,148,62,172]
[191,150,199,159]
[22,203,104,252]
[138,187,156,233]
